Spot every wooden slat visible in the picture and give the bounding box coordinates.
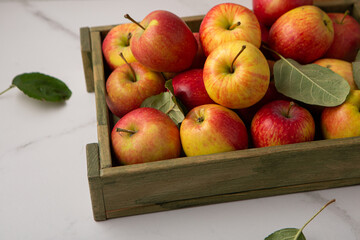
[105,176,360,219]
[353,1,360,22]
[91,30,112,169]
[80,27,94,92]
[100,137,360,212]
[86,143,107,221]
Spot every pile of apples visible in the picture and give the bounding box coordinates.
[102,0,360,165]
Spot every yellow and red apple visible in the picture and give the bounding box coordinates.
[269,5,334,64]
[199,3,261,56]
[203,40,270,109]
[321,90,360,139]
[102,23,137,70]
[106,61,165,118]
[180,104,248,157]
[111,107,181,165]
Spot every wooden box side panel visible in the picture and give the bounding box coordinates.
[90,30,112,170]
[86,143,106,221]
[101,137,360,217]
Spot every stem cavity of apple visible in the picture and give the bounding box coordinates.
[124,14,145,30]
[119,52,137,82]
[285,101,295,118]
[294,199,336,239]
[230,45,246,73]
[116,128,137,135]
[228,21,241,30]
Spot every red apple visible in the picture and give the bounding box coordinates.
[200,3,261,56]
[269,5,334,64]
[111,107,181,165]
[259,22,270,44]
[172,69,215,111]
[203,40,270,109]
[324,12,360,62]
[180,104,248,157]
[102,23,137,70]
[190,32,207,69]
[321,90,360,139]
[313,58,358,90]
[127,10,197,72]
[106,61,165,118]
[253,0,314,27]
[251,100,315,147]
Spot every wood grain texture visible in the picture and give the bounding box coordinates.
[86,143,106,221]
[90,31,112,169]
[100,137,360,215]
[80,27,94,93]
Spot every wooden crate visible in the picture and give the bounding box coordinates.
[81,1,360,221]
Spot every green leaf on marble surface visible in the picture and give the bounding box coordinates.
[0,72,72,102]
[265,228,306,240]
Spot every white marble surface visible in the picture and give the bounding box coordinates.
[0,0,359,239]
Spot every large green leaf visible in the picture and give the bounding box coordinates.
[141,91,185,125]
[265,228,306,240]
[12,72,72,102]
[273,58,350,107]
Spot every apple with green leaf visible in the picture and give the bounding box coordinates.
[125,10,197,72]
[111,107,181,165]
[324,12,360,62]
[203,40,270,109]
[199,2,261,56]
[269,5,334,64]
[180,104,248,157]
[251,100,315,147]
[321,90,360,139]
[314,58,358,90]
[105,54,165,118]
[102,23,137,70]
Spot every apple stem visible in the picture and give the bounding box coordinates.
[229,21,241,30]
[230,45,246,73]
[0,85,15,96]
[285,101,295,118]
[126,32,132,46]
[294,199,336,239]
[116,128,137,134]
[340,10,350,24]
[119,52,137,82]
[124,14,145,30]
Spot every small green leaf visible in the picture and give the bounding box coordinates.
[265,228,306,240]
[12,72,72,102]
[273,58,350,107]
[141,91,185,125]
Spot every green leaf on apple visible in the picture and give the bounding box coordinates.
[0,72,72,102]
[264,199,335,240]
[273,58,350,107]
[352,49,360,89]
[141,91,185,126]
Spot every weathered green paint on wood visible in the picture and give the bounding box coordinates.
[80,27,94,93]
[86,143,107,221]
